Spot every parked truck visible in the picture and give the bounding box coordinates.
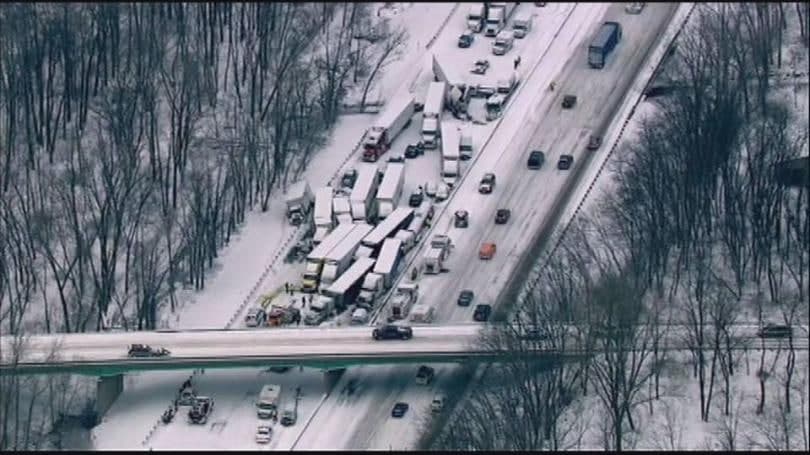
[358,238,403,307]
[376,162,405,219]
[332,196,353,225]
[441,124,461,187]
[301,223,355,292]
[389,282,419,321]
[319,223,373,289]
[257,384,282,419]
[485,2,517,37]
[362,92,415,162]
[422,81,447,149]
[423,235,452,274]
[306,257,376,325]
[492,30,515,55]
[356,206,414,258]
[313,187,335,245]
[588,21,622,69]
[466,3,488,32]
[284,180,314,226]
[511,10,533,38]
[432,54,472,116]
[350,165,380,223]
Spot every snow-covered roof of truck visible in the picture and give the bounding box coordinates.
[325,223,373,263]
[325,256,376,296]
[350,165,379,203]
[307,223,355,260]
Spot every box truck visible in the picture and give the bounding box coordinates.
[588,22,622,69]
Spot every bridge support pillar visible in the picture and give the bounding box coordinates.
[323,368,346,392]
[96,374,124,419]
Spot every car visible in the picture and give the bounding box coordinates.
[587,135,602,151]
[757,324,793,339]
[562,94,577,109]
[478,173,496,194]
[255,425,273,444]
[391,402,410,418]
[625,2,645,14]
[405,143,424,158]
[495,208,511,224]
[280,408,297,426]
[557,154,574,170]
[409,187,424,207]
[388,154,405,163]
[435,182,450,201]
[373,324,413,341]
[527,150,545,169]
[430,395,445,413]
[341,169,358,188]
[473,304,492,322]
[458,30,474,48]
[245,307,267,327]
[188,396,214,424]
[454,209,469,228]
[415,365,435,385]
[535,2,547,6]
[457,289,475,307]
[425,181,438,198]
[268,365,291,373]
[479,242,496,260]
[128,344,170,358]
[471,59,490,75]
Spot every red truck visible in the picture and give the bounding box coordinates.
[362,92,415,162]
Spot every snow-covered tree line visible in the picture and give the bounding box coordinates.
[427,3,808,451]
[0,3,402,336]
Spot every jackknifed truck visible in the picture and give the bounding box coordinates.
[319,223,373,289]
[357,237,403,307]
[301,223,355,292]
[306,257,376,325]
[284,180,314,226]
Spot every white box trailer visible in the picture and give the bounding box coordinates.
[320,223,374,289]
[422,82,447,149]
[350,165,380,223]
[313,187,335,230]
[257,384,282,419]
[301,223,355,292]
[361,206,415,254]
[376,162,405,219]
[362,92,415,162]
[358,237,403,306]
[485,2,517,37]
[441,158,460,187]
[318,256,376,314]
[332,196,353,225]
[440,124,460,161]
[466,3,487,32]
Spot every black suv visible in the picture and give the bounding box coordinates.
[454,210,469,228]
[409,188,424,207]
[562,94,577,109]
[473,304,492,322]
[391,402,409,418]
[458,31,474,48]
[457,289,475,307]
[405,143,424,159]
[495,209,511,224]
[373,324,413,340]
[557,154,574,170]
[527,150,545,169]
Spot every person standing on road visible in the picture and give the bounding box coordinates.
[284,282,289,294]
[514,55,521,69]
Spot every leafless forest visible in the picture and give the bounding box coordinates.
[428,3,809,451]
[0,3,407,449]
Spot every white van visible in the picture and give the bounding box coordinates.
[512,12,533,38]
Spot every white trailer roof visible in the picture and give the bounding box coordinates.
[314,187,333,216]
[326,257,376,296]
[374,238,403,275]
[362,207,414,248]
[307,223,355,260]
[377,163,405,201]
[259,384,282,403]
[325,223,374,263]
[423,82,446,116]
[374,91,415,130]
[441,124,460,160]
[350,165,378,203]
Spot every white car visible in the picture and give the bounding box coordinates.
[625,2,645,14]
[435,183,450,201]
[256,425,273,444]
[425,182,438,198]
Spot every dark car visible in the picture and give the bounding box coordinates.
[388,154,405,163]
[409,188,424,207]
[128,344,170,358]
[473,304,492,322]
[562,95,577,109]
[557,154,574,170]
[341,169,358,188]
[415,365,435,385]
[457,289,475,307]
[495,208,511,224]
[373,324,413,341]
[458,30,474,48]
[527,150,545,169]
[391,402,410,418]
[478,172,496,194]
[405,143,424,158]
[757,324,792,339]
[454,209,469,228]
[587,135,602,151]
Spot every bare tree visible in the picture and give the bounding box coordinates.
[359,25,408,107]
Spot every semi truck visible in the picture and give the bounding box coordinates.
[588,21,622,69]
[511,10,533,38]
[375,162,405,219]
[356,206,414,258]
[441,124,461,187]
[358,237,403,306]
[432,55,472,116]
[257,384,282,419]
[301,223,355,292]
[423,235,452,274]
[350,165,380,223]
[332,196,353,225]
[422,82,447,150]
[492,30,515,55]
[466,3,488,32]
[362,92,415,162]
[313,187,335,244]
[306,257,376,325]
[389,282,419,321]
[320,223,374,289]
[284,180,314,226]
[485,2,517,37]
